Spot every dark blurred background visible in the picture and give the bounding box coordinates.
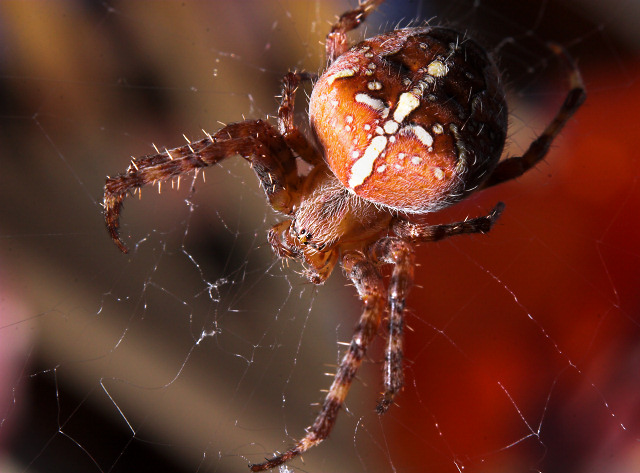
[0,1,639,472]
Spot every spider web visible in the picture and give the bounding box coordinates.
[1,0,639,472]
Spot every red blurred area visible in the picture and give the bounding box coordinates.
[386,61,640,472]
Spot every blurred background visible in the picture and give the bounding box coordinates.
[0,1,639,472]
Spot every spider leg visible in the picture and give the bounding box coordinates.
[369,238,415,413]
[391,202,505,243]
[372,204,501,411]
[249,252,385,471]
[326,0,385,63]
[482,44,586,189]
[104,120,299,253]
[278,71,323,166]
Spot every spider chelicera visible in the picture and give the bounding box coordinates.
[103,0,585,470]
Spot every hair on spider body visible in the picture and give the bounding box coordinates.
[102,0,585,470]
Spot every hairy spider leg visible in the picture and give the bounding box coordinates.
[391,202,505,243]
[277,71,324,166]
[249,253,385,472]
[369,238,415,413]
[326,0,385,63]
[371,204,506,414]
[482,44,586,189]
[104,120,300,253]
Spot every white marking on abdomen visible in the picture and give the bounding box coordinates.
[349,135,387,188]
[355,93,389,118]
[427,60,448,77]
[402,124,433,147]
[393,92,420,123]
[327,67,357,85]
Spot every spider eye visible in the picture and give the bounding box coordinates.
[309,26,508,214]
[299,231,312,244]
[291,223,312,244]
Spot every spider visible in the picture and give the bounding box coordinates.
[103,0,585,470]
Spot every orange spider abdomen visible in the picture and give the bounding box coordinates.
[309,27,508,213]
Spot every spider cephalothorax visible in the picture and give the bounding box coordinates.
[103,1,585,470]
